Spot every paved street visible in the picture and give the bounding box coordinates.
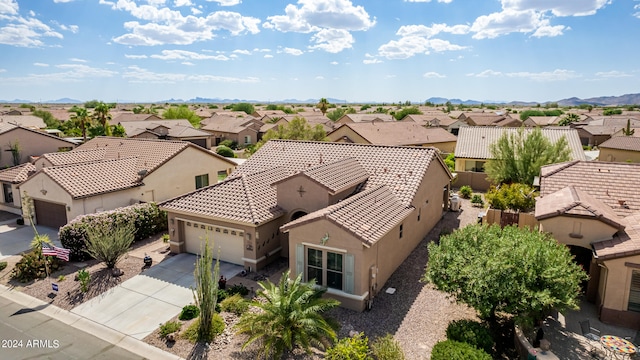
[0,296,144,360]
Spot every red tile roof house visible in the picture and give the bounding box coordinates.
[160,140,453,311]
[118,120,213,149]
[401,114,467,135]
[200,114,263,147]
[535,161,640,329]
[0,123,77,168]
[18,137,237,229]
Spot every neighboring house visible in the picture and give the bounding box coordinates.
[19,137,237,228]
[572,117,640,147]
[160,140,453,311]
[0,115,46,129]
[523,116,561,127]
[111,113,163,123]
[327,122,457,153]
[0,163,36,215]
[535,161,640,329]
[118,120,213,149]
[0,123,77,168]
[335,114,395,125]
[454,127,585,190]
[402,114,467,135]
[252,109,287,118]
[201,115,263,146]
[598,137,640,163]
[461,113,521,127]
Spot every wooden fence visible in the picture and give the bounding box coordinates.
[483,209,539,230]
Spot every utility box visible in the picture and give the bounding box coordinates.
[450,194,461,211]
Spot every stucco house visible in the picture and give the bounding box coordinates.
[327,122,457,153]
[335,114,395,125]
[200,115,262,147]
[0,123,77,168]
[0,163,36,215]
[401,114,467,135]
[535,161,640,329]
[458,112,521,127]
[19,137,236,228]
[598,136,640,163]
[160,140,453,311]
[0,114,46,129]
[118,120,213,149]
[523,116,562,127]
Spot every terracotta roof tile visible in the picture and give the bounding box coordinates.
[43,157,142,199]
[331,122,457,146]
[593,214,640,260]
[0,163,35,183]
[339,114,395,122]
[281,185,413,247]
[598,136,640,152]
[40,148,107,166]
[273,158,370,195]
[200,115,260,133]
[118,120,193,137]
[455,127,586,161]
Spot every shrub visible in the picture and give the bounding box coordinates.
[445,319,493,354]
[11,250,62,283]
[326,333,371,360]
[459,186,473,199]
[162,234,170,243]
[217,289,228,302]
[431,340,492,360]
[485,183,537,212]
[59,202,167,261]
[219,139,238,150]
[227,283,249,297]
[0,261,7,271]
[182,314,225,343]
[179,304,200,321]
[444,153,455,172]
[159,320,181,338]
[220,294,249,315]
[77,269,90,292]
[371,334,405,360]
[216,145,235,158]
[470,194,484,207]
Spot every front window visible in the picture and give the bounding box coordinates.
[306,248,343,290]
[195,174,209,189]
[2,183,12,203]
[629,270,640,312]
[244,135,251,145]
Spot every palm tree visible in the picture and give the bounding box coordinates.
[235,270,339,358]
[71,107,90,142]
[317,98,329,115]
[93,101,113,136]
[558,113,580,126]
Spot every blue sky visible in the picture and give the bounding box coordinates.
[0,0,638,103]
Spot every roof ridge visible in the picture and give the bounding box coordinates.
[240,173,260,225]
[541,160,580,178]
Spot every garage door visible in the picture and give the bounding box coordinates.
[187,139,207,149]
[184,221,244,265]
[33,200,67,229]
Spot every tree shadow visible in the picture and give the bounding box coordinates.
[186,342,210,360]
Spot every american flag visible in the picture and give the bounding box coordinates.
[42,244,70,262]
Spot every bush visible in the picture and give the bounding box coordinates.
[182,314,225,343]
[459,186,473,199]
[217,289,228,302]
[59,202,167,261]
[485,183,537,212]
[159,320,181,338]
[227,283,249,297]
[470,194,484,207]
[326,333,370,360]
[220,294,249,315]
[179,304,200,321]
[0,261,7,271]
[371,334,405,360]
[446,319,493,354]
[431,340,492,360]
[216,145,235,158]
[219,139,238,150]
[77,269,90,292]
[11,250,63,283]
[444,153,455,172]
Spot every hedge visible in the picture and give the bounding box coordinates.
[446,319,493,354]
[59,202,167,261]
[431,340,492,360]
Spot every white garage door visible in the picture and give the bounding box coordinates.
[184,221,244,265]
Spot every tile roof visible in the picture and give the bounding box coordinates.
[331,122,457,146]
[42,157,142,199]
[454,126,586,161]
[200,115,260,133]
[75,137,190,173]
[339,114,395,122]
[118,120,193,137]
[593,213,640,260]
[525,116,560,126]
[272,158,370,195]
[234,140,443,205]
[0,115,46,128]
[161,167,288,224]
[535,185,624,229]
[40,148,107,166]
[281,185,413,247]
[539,161,640,217]
[167,125,211,138]
[0,123,77,144]
[0,163,36,183]
[578,125,620,136]
[112,113,162,122]
[598,136,640,152]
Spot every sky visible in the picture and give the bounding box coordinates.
[0,0,639,104]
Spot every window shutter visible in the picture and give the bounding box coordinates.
[345,254,355,294]
[296,244,304,277]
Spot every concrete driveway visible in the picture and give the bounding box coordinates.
[71,253,243,340]
[0,223,61,260]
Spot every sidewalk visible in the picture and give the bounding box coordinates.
[0,283,182,360]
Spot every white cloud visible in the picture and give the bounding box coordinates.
[330,61,338,65]
[182,61,194,66]
[0,0,19,15]
[1,64,119,84]
[69,58,87,63]
[281,47,303,56]
[59,24,79,33]
[174,0,192,6]
[264,54,273,58]
[468,68,579,81]
[53,0,75,3]
[125,54,148,59]
[423,71,445,78]
[471,9,546,39]
[315,76,324,80]
[103,0,260,46]
[595,70,633,78]
[190,7,202,15]
[363,58,383,64]
[0,6,64,47]
[309,28,354,53]
[149,49,229,60]
[232,49,251,55]
[501,0,611,17]
[206,0,242,6]
[377,22,468,60]
[33,62,49,67]
[404,0,453,3]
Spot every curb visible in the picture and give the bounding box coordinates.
[0,284,183,360]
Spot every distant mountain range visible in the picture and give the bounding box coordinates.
[1,93,639,106]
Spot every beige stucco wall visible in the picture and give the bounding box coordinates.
[599,256,640,327]
[0,182,22,215]
[539,217,618,248]
[0,128,75,168]
[454,157,486,172]
[423,141,456,154]
[598,148,640,163]
[276,176,331,214]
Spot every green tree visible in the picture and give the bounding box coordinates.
[317,98,330,115]
[235,270,339,358]
[484,127,571,185]
[84,220,135,270]
[558,113,580,126]
[424,224,587,326]
[163,105,201,128]
[84,99,100,108]
[249,116,327,154]
[193,236,220,342]
[216,145,236,158]
[32,109,60,129]
[93,102,112,136]
[132,104,158,115]
[231,102,255,115]
[393,106,422,120]
[71,107,91,142]
[484,183,537,212]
